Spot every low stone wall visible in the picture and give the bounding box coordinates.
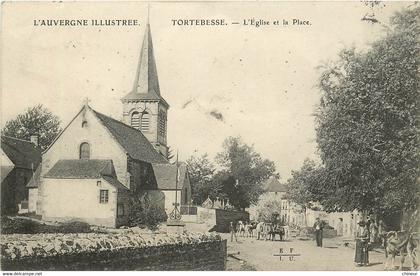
[195,207,249,232]
[300,227,337,238]
[1,232,226,271]
[215,209,249,233]
[323,229,337,238]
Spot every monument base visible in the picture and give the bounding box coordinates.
[165,220,186,234]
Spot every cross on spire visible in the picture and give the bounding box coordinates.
[147,3,150,24]
[84,97,91,107]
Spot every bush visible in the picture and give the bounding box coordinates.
[0,216,92,234]
[57,221,91,233]
[1,216,39,234]
[128,202,168,230]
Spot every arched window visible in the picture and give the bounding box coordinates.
[82,121,88,128]
[79,142,90,159]
[131,112,140,129]
[141,112,150,132]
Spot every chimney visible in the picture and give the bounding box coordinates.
[30,134,39,147]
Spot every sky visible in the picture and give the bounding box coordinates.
[0,1,412,179]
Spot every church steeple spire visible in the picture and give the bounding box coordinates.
[132,22,160,95]
[121,19,168,106]
[121,15,169,159]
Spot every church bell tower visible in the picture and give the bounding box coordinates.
[121,22,169,158]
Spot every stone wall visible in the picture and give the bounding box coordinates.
[2,239,226,271]
[194,207,250,232]
[214,209,250,232]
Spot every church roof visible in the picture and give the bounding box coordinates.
[44,159,128,190]
[121,23,169,107]
[93,109,168,164]
[151,163,188,190]
[264,176,287,193]
[44,159,116,179]
[1,136,41,170]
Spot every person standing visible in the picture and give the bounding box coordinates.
[230,221,238,242]
[354,221,369,266]
[256,221,264,240]
[313,217,324,247]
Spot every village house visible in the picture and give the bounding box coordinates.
[152,163,191,216]
[247,176,304,226]
[263,176,304,226]
[1,135,41,215]
[27,22,191,227]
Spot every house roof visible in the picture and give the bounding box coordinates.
[264,177,287,193]
[1,136,41,170]
[92,109,168,164]
[26,164,42,188]
[121,23,169,107]
[102,175,129,190]
[44,159,116,179]
[151,163,188,190]
[1,166,14,182]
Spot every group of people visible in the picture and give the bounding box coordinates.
[312,217,386,267]
[229,220,288,242]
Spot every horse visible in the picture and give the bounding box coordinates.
[246,221,257,238]
[264,223,272,241]
[384,231,419,270]
[236,221,246,237]
[256,221,265,240]
[267,224,285,241]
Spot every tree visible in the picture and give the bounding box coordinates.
[314,6,420,219]
[216,137,276,210]
[255,193,283,223]
[286,159,319,208]
[285,159,326,226]
[2,105,62,150]
[185,154,222,205]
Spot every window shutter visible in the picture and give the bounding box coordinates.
[131,112,140,129]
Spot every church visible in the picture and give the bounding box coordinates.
[27,23,191,228]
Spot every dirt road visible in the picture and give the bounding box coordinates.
[222,233,406,271]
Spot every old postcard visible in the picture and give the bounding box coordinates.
[0,0,419,273]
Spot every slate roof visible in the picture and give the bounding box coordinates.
[44,159,116,179]
[102,175,129,190]
[92,109,168,164]
[26,164,42,188]
[1,136,41,170]
[121,91,169,107]
[264,177,287,193]
[1,166,14,182]
[44,159,128,190]
[151,163,188,190]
